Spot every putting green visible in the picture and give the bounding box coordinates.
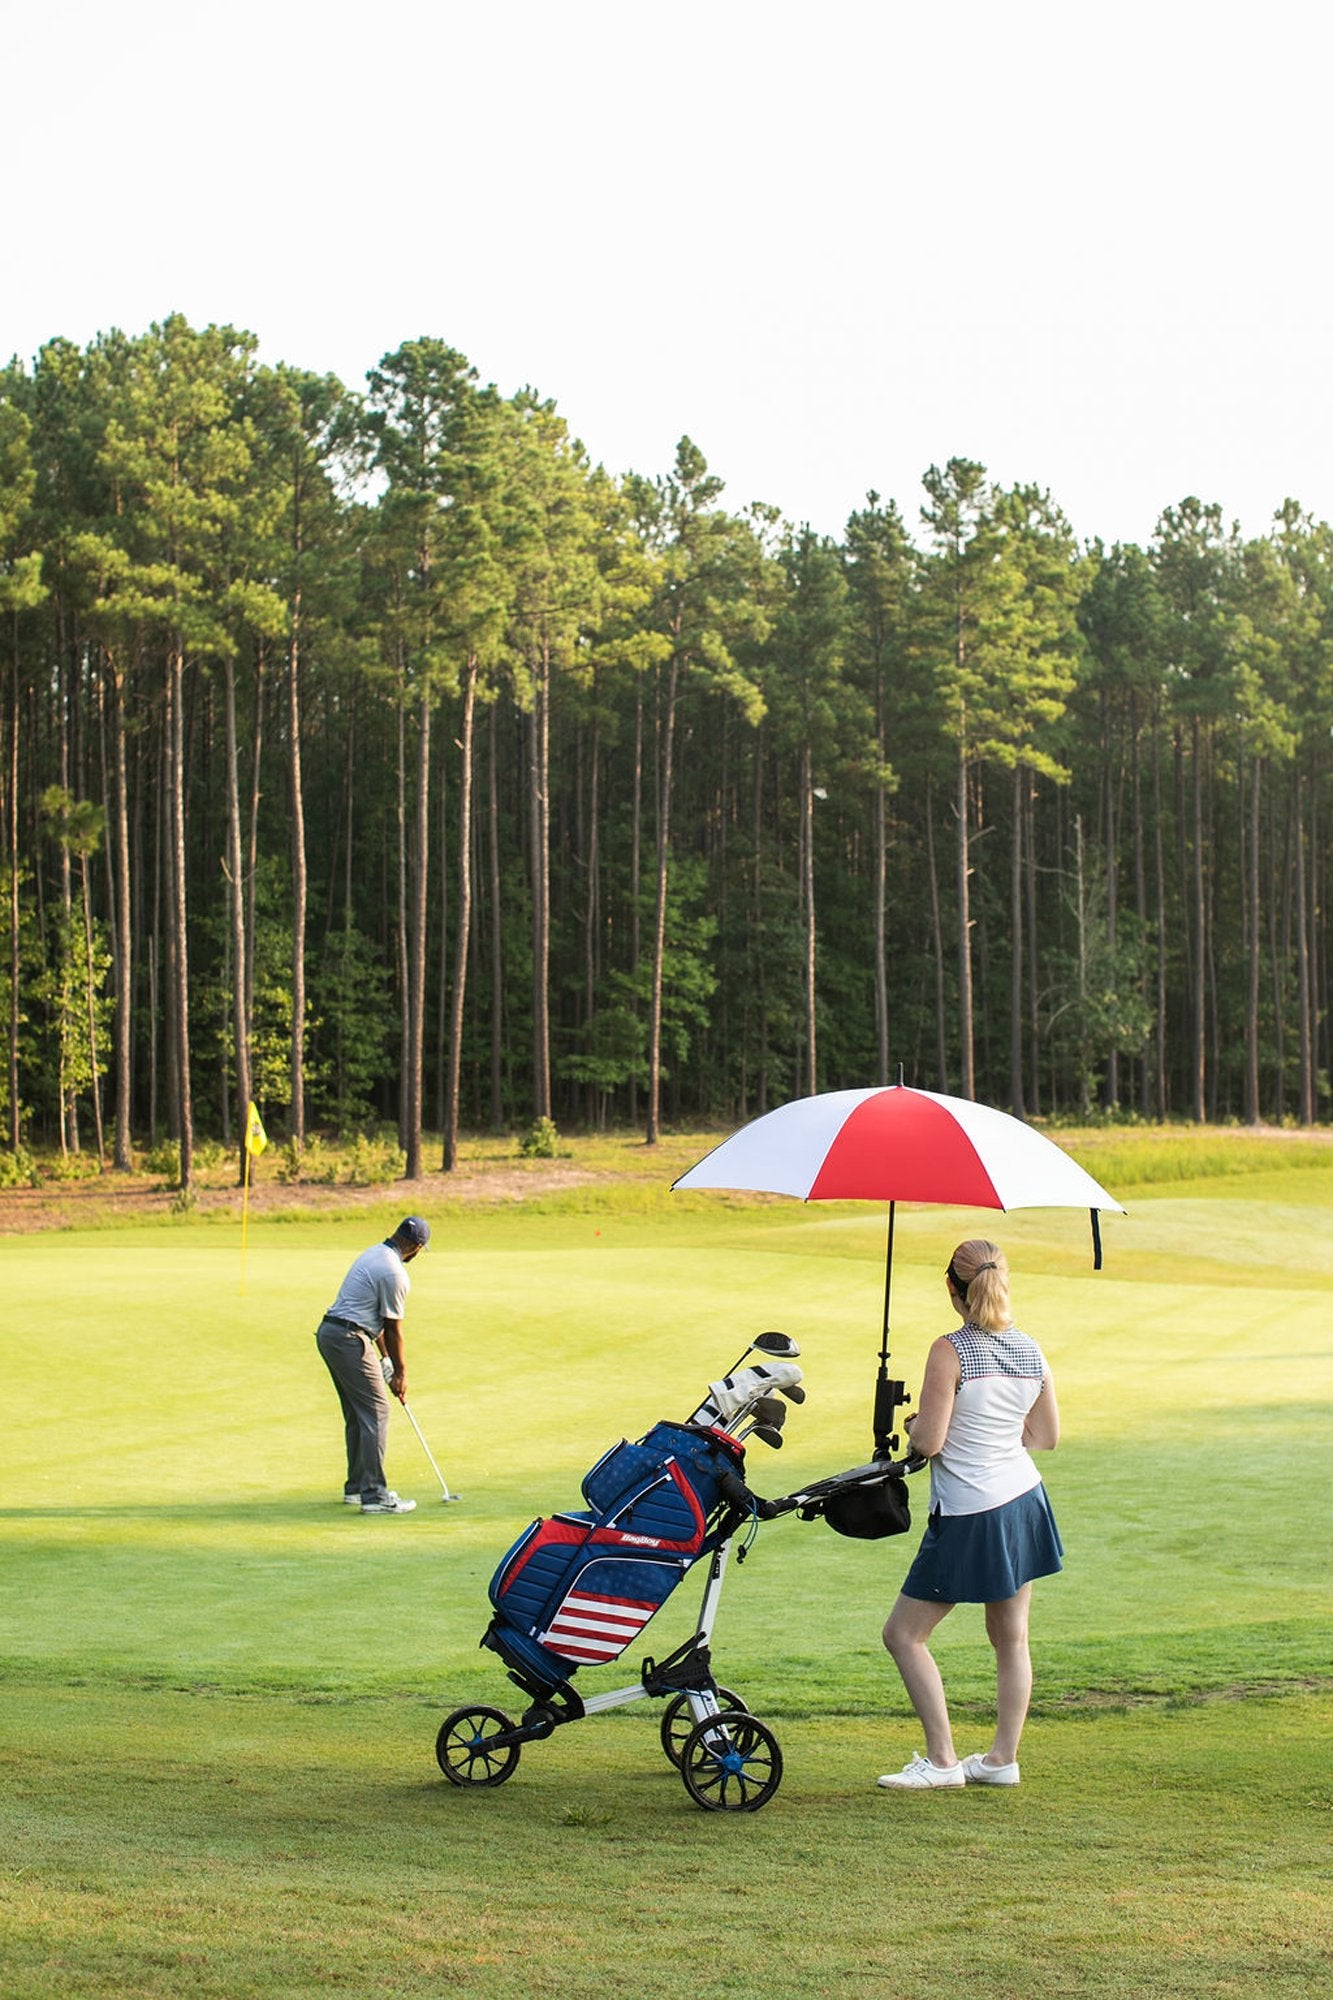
[10,1170,1331,1709]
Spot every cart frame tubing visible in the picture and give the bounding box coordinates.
[574,1534,734,1721]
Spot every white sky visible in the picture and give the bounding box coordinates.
[7,0,1330,549]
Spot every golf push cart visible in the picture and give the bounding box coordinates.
[433,1334,919,1813]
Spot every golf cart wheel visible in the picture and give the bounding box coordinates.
[435,1705,520,1788]
[679,1709,783,1813]
[659,1688,748,1768]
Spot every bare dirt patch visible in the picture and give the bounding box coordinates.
[0,1157,613,1235]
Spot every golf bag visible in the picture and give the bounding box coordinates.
[482,1418,763,1696]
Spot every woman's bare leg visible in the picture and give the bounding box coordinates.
[983,1585,1033,1764]
[882,1594,958,1767]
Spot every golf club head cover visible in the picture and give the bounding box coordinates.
[690,1360,805,1428]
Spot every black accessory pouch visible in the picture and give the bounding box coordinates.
[822,1472,912,1540]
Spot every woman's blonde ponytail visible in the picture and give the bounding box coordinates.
[948,1238,1012,1332]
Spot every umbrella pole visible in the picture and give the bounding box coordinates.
[872,1200,909,1458]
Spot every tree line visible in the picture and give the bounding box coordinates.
[3,316,1331,1188]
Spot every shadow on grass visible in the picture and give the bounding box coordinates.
[0,1499,427,1522]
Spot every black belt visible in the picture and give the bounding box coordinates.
[323,1314,369,1335]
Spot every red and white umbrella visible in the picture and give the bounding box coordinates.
[674,1084,1125,1452]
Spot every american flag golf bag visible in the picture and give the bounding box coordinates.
[482,1420,751,1695]
[437,1341,805,1812]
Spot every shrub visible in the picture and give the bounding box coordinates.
[343,1134,405,1186]
[274,1136,338,1185]
[144,1139,180,1182]
[520,1116,561,1159]
[0,1145,39,1189]
[300,1137,339,1185]
[43,1150,101,1182]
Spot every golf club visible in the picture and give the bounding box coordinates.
[381,1353,460,1501]
[747,1395,788,1428]
[721,1329,801,1378]
[401,1399,461,1502]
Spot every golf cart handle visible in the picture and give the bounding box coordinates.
[715,1465,781,1522]
[769,1453,925,1517]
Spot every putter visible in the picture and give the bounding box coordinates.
[400,1398,462,1503]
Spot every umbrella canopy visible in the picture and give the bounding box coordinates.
[673,1084,1125,1455]
[673,1085,1124,1214]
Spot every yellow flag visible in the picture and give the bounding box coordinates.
[245,1101,268,1157]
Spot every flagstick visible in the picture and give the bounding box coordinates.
[241,1144,252,1296]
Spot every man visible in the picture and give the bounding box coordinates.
[316,1216,430,1515]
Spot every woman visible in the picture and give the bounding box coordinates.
[877,1237,1062,1790]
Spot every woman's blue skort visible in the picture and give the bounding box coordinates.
[900,1482,1063,1604]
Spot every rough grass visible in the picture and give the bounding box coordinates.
[3,1687,1328,2000]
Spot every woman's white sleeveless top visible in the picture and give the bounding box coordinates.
[929,1323,1048,1518]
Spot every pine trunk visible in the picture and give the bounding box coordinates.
[1191,717,1206,1122]
[529,644,552,1124]
[105,652,133,1168]
[1240,752,1248,1128]
[646,658,678,1145]
[167,644,193,1191]
[956,743,975,1101]
[288,598,308,1148]
[444,659,477,1171]
[7,636,21,1150]
[405,686,430,1179]
[488,703,504,1133]
[801,740,817,1095]
[224,655,252,1184]
[1009,764,1025,1115]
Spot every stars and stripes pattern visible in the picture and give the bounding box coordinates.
[541,1590,658,1663]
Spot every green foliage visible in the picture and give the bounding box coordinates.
[519,1115,561,1158]
[41,1148,101,1182]
[143,1139,180,1182]
[5,320,1333,1151]
[0,1143,39,1187]
[272,1132,406,1185]
[341,1133,405,1185]
[558,996,646,1094]
[24,865,113,1141]
[307,923,394,1134]
[274,1136,337,1185]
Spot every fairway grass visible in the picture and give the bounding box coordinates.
[4,1134,1332,1996]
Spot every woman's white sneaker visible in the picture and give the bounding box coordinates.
[961,1752,1020,1785]
[877,1753,965,1789]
